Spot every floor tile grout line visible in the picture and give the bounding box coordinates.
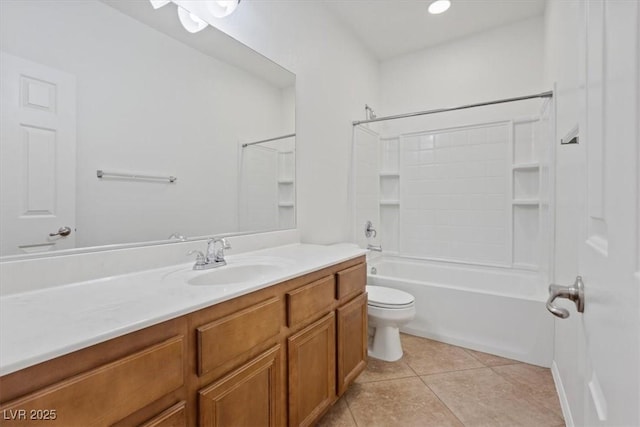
[356,372,417,385]
[342,392,359,427]
[417,371,468,427]
[415,365,494,378]
[461,347,523,368]
[487,365,567,425]
[399,351,469,426]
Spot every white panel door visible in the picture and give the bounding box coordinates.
[0,52,76,256]
[576,1,639,425]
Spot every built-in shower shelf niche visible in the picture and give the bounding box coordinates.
[508,111,551,271]
[377,137,401,253]
[379,173,400,204]
[277,150,295,229]
[513,167,539,200]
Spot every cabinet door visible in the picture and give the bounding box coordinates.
[336,292,368,396]
[139,401,186,427]
[0,336,184,427]
[199,345,282,427]
[288,312,336,427]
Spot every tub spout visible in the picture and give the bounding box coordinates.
[367,244,382,252]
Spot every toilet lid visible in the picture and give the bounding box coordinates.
[366,285,415,308]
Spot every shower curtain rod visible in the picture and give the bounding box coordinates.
[241,133,296,148]
[352,90,553,126]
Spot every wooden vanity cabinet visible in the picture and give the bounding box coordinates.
[0,256,367,427]
[287,312,336,427]
[0,317,189,427]
[286,262,367,427]
[336,292,368,396]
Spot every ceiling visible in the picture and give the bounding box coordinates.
[322,0,546,61]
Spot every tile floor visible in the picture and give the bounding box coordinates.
[318,334,565,427]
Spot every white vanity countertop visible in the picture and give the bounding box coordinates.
[0,243,367,376]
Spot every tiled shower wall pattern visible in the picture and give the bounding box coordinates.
[398,123,511,264]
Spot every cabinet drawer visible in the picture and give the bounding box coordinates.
[286,275,335,327]
[0,336,184,427]
[336,263,366,302]
[197,297,281,376]
[140,401,186,427]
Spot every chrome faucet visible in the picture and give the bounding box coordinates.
[187,237,231,270]
[207,237,231,265]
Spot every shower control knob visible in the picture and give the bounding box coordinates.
[365,220,377,238]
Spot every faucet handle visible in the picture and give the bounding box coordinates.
[187,249,206,267]
[220,238,231,250]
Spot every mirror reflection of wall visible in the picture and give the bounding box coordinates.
[239,135,296,232]
[0,0,296,257]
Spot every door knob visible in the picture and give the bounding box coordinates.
[49,226,72,237]
[546,276,585,319]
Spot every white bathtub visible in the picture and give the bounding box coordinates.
[367,256,554,367]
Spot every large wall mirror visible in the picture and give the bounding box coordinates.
[0,0,296,258]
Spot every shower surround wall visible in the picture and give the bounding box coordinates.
[353,15,553,365]
[353,103,554,366]
[359,101,553,271]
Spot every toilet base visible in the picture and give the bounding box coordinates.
[368,325,403,362]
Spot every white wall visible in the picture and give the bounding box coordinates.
[1,0,289,248]
[379,16,545,119]
[196,1,380,244]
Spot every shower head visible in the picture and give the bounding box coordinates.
[365,104,376,120]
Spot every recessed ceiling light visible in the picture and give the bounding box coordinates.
[428,0,451,15]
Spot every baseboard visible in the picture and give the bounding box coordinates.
[400,326,551,368]
[551,360,574,427]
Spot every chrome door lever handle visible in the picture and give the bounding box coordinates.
[49,226,72,237]
[546,276,585,319]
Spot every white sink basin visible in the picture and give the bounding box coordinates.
[187,263,284,286]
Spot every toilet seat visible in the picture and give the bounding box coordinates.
[366,285,415,309]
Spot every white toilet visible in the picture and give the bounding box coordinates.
[366,285,416,362]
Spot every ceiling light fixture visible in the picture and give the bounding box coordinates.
[428,0,451,14]
[177,6,209,33]
[207,0,241,18]
[149,0,170,9]
[150,1,242,35]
